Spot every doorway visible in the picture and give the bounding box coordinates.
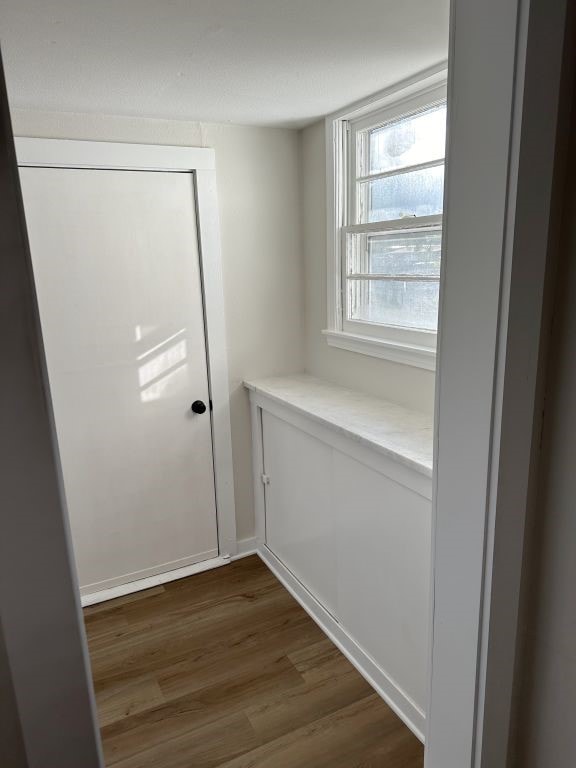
[17,139,236,603]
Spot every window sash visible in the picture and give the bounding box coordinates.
[343,214,443,235]
[356,106,447,179]
[347,274,439,282]
[355,157,444,185]
[355,164,445,225]
[341,216,442,339]
[346,281,441,331]
[349,98,447,227]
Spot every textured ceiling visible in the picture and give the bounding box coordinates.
[0,0,449,128]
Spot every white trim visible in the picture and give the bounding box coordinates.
[81,537,259,605]
[195,169,238,556]
[426,0,571,765]
[326,116,347,332]
[472,0,571,763]
[81,554,228,607]
[257,544,425,742]
[15,138,238,568]
[250,401,267,546]
[80,548,219,596]
[231,537,258,560]
[323,329,436,371]
[325,66,447,363]
[326,63,449,125]
[14,137,215,171]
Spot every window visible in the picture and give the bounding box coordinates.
[324,72,447,369]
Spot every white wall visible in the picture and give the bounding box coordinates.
[1,84,102,765]
[10,108,304,543]
[299,119,436,416]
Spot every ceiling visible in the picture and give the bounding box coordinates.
[0,0,449,128]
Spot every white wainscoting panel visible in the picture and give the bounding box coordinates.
[263,412,339,619]
[333,450,431,710]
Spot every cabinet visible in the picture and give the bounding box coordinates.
[247,375,433,740]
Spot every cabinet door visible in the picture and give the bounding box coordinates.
[333,450,431,711]
[262,412,338,618]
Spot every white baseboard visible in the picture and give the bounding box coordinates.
[257,545,425,742]
[81,548,220,597]
[231,536,257,560]
[81,554,228,607]
[81,537,259,607]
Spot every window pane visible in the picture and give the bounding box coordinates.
[367,104,447,175]
[347,278,439,330]
[358,165,444,223]
[347,228,441,277]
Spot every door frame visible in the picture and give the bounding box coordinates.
[426,0,573,765]
[15,138,238,565]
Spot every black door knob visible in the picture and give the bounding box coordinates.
[191,400,207,414]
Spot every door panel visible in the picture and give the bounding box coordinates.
[262,412,338,618]
[20,167,218,590]
[332,450,430,710]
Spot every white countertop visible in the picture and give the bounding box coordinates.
[244,374,433,477]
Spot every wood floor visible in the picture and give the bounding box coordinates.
[84,555,424,768]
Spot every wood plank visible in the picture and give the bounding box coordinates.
[91,593,315,687]
[156,614,322,701]
[217,694,409,768]
[245,667,374,742]
[101,654,303,765]
[95,675,165,728]
[88,574,299,681]
[288,637,358,682]
[84,586,166,617]
[350,728,424,768]
[112,711,258,768]
[84,611,130,644]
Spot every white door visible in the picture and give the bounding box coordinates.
[20,167,219,593]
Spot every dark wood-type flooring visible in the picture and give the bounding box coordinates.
[84,555,424,767]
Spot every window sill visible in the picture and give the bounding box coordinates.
[322,329,436,371]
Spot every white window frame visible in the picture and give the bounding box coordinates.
[324,65,448,370]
